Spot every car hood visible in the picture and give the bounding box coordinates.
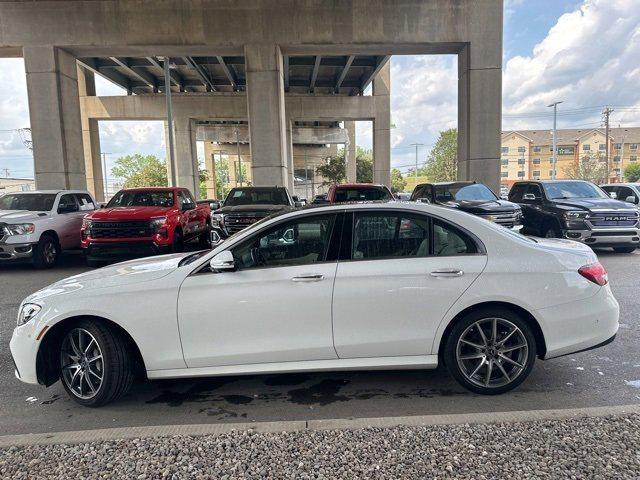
[551,198,634,211]
[446,199,519,214]
[88,206,171,220]
[0,210,49,222]
[216,204,289,214]
[25,253,190,303]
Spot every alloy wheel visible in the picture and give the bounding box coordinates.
[60,328,104,399]
[456,317,529,389]
[43,241,57,264]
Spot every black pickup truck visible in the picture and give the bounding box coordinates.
[210,186,299,245]
[410,181,523,229]
[508,180,640,253]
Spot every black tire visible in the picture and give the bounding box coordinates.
[613,246,637,253]
[59,319,134,407]
[32,234,59,269]
[542,222,561,239]
[443,307,537,395]
[86,258,104,268]
[199,224,212,248]
[172,230,184,253]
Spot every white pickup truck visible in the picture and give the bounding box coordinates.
[0,190,97,268]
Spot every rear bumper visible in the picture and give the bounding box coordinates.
[84,240,171,260]
[563,228,640,247]
[537,285,619,359]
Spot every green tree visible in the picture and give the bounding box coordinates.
[624,163,640,182]
[315,155,346,185]
[562,152,608,184]
[355,147,373,183]
[111,154,168,187]
[417,128,458,182]
[390,168,406,193]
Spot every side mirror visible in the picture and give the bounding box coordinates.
[58,203,79,214]
[625,195,638,204]
[209,250,235,272]
[209,201,220,210]
[99,203,106,209]
[294,201,303,208]
[522,193,538,201]
[292,195,300,202]
[416,197,431,204]
[608,191,618,199]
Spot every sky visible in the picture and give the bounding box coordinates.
[1,0,640,179]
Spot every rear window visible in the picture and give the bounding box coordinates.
[334,187,392,203]
[224,188,290,206]
[106,190,174,207]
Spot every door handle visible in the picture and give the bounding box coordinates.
[430,268,464,277]
[291,274,324,282]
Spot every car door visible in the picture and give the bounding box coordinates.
[177,212,341,368]
[331,209,487,358]
[55,193,85,249]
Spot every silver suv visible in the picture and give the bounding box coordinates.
[0,190,96,268]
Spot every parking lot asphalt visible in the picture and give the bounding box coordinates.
[1,249,639,436]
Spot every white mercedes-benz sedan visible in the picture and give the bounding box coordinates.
[10,202,618,406]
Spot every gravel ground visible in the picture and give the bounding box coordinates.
[1,414,639,479]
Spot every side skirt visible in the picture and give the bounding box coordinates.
[147,355,439,380]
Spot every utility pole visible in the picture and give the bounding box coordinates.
[603,106,614,182]
[547,101,563,180]
[1,168,9,178]
[409,143,424,179]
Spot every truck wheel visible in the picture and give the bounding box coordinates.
[199,226,212,248]
[172,231,184,253]
[443,307,536,395]
[613,246,637,253]
[542,223,561,238]
[59,319,134,407]
[32,234,59,269]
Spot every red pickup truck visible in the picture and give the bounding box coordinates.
[81,187,210,266]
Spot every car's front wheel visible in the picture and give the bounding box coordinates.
[443,307,537,395]
[59,320,134,407]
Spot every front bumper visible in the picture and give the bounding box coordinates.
[84,240,171,260]
[10,320,41,385]
[562,228,640,247]
[0,242,35,261]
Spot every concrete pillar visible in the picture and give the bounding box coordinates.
[457,45,502,194]
[78,66,104,202]
[373,62,391,187]
[245,44,288,187]
[345,121,357,183]
[286,121,295,191]
[171,118,200,199]
[203,142,218,199]
[24,46,86,190]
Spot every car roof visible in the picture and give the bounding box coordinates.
[5,190,89,195]
[334,183,388,188]
[119,187,179,192]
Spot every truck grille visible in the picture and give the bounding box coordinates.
[223,214,266,234]
[89,221,153,239]
[587,211,639,228]
[479,212,521,228]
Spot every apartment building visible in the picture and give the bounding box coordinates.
[500,127,640,187]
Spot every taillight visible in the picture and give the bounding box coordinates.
[578,262,608,286]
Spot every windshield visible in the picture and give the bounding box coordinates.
[543,181,608,200]
[106,190,174,208]
[224,188,290,206]
[0,193,57,211]
[334,187,392,202]
[435,184,497,202]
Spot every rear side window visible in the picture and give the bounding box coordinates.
[433,220,478,256]
[335,187,392,203]
[352,212,430,259]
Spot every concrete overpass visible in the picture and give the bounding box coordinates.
[0,0,503,200]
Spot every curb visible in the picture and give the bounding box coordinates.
[1,403,639,448]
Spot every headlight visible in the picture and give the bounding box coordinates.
[17,303,41,326]
[211,213,224,228]
[149,217,167,231]
[82,218,92,229]
[4,223,35,236]
[563,211,588,220]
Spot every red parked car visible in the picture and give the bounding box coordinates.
[326,183,394,203]
[81,187,210,266]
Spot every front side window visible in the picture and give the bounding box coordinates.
[0,193,56,211]
[232,214,336,270]
[433,220,478,256]
[107,190,174,207]
[76,194,96,211]
[58,194,78,211]
[352,212,430,260]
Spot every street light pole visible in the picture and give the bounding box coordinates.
[547,101,563,180]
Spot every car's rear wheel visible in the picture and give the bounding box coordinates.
[613,246,636,253]
[32,234,59,269]
[59,320,134,407]
[443,307,537,395]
